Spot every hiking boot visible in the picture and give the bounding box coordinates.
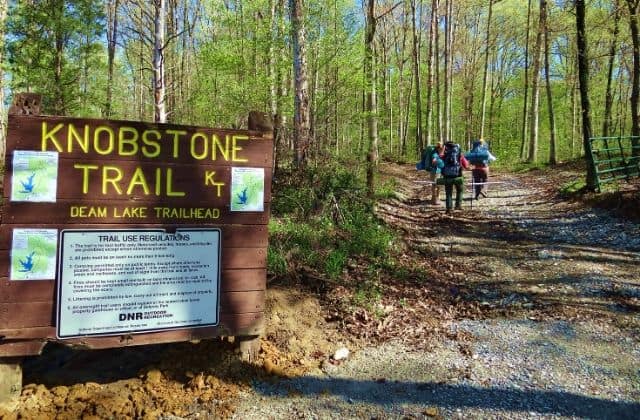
[454,206,462,211]
[445,208,452,215]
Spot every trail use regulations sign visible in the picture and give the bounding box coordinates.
[57,229,221,338]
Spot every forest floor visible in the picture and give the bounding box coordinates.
[1,162,640,419]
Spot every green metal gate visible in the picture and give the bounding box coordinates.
[589,136,640,192]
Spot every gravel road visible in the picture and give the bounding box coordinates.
[231,164,640,420]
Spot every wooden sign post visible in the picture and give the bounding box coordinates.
[0,108,273,405]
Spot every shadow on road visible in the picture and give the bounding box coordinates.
[254,376,640,419]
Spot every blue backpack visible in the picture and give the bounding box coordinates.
[416,145,438,171]
[442,143,461,177]
[465,140,490,165]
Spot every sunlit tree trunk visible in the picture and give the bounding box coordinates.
[576,0,597,190]
[479,0,497,139]
[424,0,437,146]
[106,0,119,118]
[410,0,422,153]
[520,0,532,160]
[153,0,167,123]
[603,1,620,137]
[443,0,454,142]
[542,0,556,164]
[365,0,379,196]
[290,0,311,168]
[626,0,640,155]
[527,0,543,163]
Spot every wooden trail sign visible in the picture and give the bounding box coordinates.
[0,112,273,359]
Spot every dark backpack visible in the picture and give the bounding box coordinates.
[416,145,437,171]
[442,143,461,177]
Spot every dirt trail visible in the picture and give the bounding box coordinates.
[3,163,639,419]
[377,162,640,332]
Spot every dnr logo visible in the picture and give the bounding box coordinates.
[119,312,143,321]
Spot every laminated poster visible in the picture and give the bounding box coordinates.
[10,229,58,280]
[11,151,59,202]
[230,167,264,212]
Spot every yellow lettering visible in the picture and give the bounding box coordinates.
[94,126,115,155]
[126,167,150,195]
[212,134,230,161]
[165,168,185,197]
[142,130,161,158]
[70,206,106,218]
[67,124,89,153]
[41,122,64,152]
[155,168,162,195]
[102,166,123,194]
[231,135,249,162]
[167,129,187,158]
[74,164,99,194]
[204,171,225,197]
[118,126,139,156]
[190,133,208,160]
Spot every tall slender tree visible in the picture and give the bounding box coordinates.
[410,0,423,153]
[542,0,556,164]
[290,0,311,168]
[365,0,379,195]
[576,0,597,189]
[520,0,533,160]
[479,0,498,139]
[527,0,544,163]
[603,1,621,137]
[105,0,120,118]
[626,0,640,155]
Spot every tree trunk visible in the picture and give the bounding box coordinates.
[410,0,423,154]
[479,0,495,139]
[153,0,167,123]
[603,1,620,137]
[542,0,557,164]
[520,0,533,160]
[576,0,597,190]
[106,0,119,118]
[365,0,379,196]
[527,0,543,163]
[425,0,438,146]
[290,0,311,168]
[443,0,453,142]
[626,0,640,156]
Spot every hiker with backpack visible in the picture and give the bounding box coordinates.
[439,141,469,213]
[465,139,497,200]
[416,142,445,205]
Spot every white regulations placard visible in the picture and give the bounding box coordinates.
[57,229,221,338]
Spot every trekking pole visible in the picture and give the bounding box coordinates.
[470,176,474,210]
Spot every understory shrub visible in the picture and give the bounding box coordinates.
[268,163,396,283]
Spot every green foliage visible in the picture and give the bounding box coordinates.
[559,179,586,197]
[268,163,396,283]
[6,0,106,116]
[352,279,383,310]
